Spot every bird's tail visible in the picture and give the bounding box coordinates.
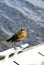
[6,38,11,42]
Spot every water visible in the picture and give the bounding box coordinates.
[0,0,44,50]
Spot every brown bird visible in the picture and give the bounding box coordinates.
[6,27,27,43]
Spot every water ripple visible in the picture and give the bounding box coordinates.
[0,0,44,46]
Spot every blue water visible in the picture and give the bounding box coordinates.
[0,0,44,46]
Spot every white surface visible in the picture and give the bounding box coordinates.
[14,44,44,65]
[0,61,17,65]
[0,44,44,65]
[21,43,29,48]
[0,48,17,65]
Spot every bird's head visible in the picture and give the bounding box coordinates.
[21,27,26,32]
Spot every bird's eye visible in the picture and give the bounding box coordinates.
[21,29,25,31]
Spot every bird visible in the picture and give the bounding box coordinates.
[6,27,27,43]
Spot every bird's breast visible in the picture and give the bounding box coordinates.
[18,31,27,40]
